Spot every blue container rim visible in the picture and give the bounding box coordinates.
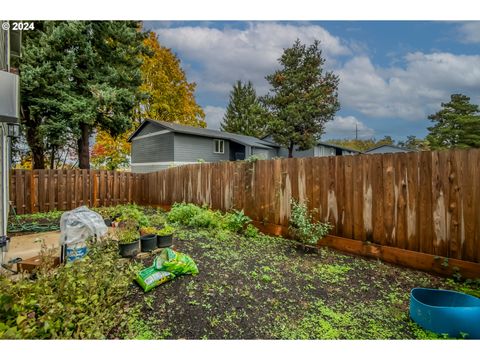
[411,287,480,309]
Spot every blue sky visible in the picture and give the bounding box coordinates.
[143,21,480,141]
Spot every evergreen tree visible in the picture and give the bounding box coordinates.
[263,39,340,157]
[20,21,145,169]
[426,94,480,149]
[220,80,268,138]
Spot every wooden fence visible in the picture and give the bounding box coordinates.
[9,169,143,214]
[8,149,480,265]
[139,149,480,264]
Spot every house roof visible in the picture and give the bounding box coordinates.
[129,119,276,150]
[365,144,411,153]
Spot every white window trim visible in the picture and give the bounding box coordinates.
[213,139,225,154]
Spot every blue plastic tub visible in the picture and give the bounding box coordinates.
[410,288,480,339]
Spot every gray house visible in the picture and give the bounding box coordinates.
[262,135,360,157]
[129,119,361,173]
[128,120,278,173]
[365,144,412,154]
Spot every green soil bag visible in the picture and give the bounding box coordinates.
[154,248,199,276]
[136,265,175,292]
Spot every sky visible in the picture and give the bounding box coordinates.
[142,21,480,142]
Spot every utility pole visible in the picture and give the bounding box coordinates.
[355,122,358,140]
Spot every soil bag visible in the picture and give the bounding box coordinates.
[136,265,175,292]
[154,248,199,276]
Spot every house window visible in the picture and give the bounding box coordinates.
[214,139,224,154]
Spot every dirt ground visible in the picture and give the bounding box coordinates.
[118,227,480,340]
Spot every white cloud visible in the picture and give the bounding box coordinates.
[338,52,480,120]
[458,22,480,43]
[155,22,350,98]
[204,105,225,130]
[325,116,375,139]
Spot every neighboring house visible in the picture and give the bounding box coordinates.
[129,120,362,173]
[128,119,278,173]
[262,136,360,157]
[365,144,412,154]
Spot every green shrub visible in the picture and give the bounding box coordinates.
[0,239,138,339]
[114,204,149,228]
[188,209,223,229]
[289,199,332,246]
[147,212,166,228]
[167,203,203,225]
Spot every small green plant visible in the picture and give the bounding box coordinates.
[115,227,140,244]
[245,154,265,163]
[289,199,332,246]
[223,210,251,233]
[140,226,157,235]
[115,204,149,228]
[148,213,166,228]
[156,225,175,236]
[243,224,260,238]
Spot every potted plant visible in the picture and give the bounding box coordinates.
[140,226,157,252]
[156,225,175,248]
[116,226,140,258]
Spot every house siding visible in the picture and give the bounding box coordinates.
[131,132,174,163]
[252,147,278,159]
[278,147,315,158]
[174,133,230,162]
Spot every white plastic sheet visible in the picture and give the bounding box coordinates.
[59,206,108,246]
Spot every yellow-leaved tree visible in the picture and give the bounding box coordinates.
[91,31,205,170]
[137,31,206,127]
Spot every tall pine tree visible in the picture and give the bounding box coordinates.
[263,39,340,157]
[20,21,145,169]
[426,94,480,149]
[220,80,268,138]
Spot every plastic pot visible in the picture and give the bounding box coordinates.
[157,234,173,248]
[140,234,157,252]
[104,218,112,227]
[118,239,140,258]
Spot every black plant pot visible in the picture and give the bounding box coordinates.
[104,218,112,227]
[140,234,157,252]
[118,239,140,258]
[157,234,173,248]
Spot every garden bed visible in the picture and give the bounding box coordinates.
[2,204,480,339]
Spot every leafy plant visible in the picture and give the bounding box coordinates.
[243,224,260,238]
[223,210,252,233]
[0,238,139,339]
[140,226,157,235]
[115,204,149,228]
[167,203,203,225]
[115,227,140,244]
[156,225,175,236]
[289,199,332,246]
[147,212,166,228]
[188,209,222,229]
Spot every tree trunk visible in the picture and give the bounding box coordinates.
[288,142,294,158]
[49,145,56,169]
[77,123,91,169]
[23,108,46,169]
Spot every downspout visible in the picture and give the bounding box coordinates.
[0,123,10,265]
